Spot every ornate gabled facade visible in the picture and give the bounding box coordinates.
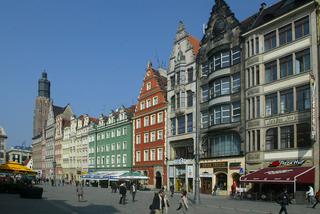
[88,106,135,177]
[166,21,200,193]
[197,0,245,194]
[133,63,167,189]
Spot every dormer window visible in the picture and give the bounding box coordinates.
[146,82,151,90]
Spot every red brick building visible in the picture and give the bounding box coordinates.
[133,62,167,189]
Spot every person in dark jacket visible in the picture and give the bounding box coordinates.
[278,189,290,214]
[119,183,127,205]
[149,190,166,214]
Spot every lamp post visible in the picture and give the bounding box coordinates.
[52,160,56,186]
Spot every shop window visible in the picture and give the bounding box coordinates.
[295,49,310,74]
[295,16,309,39]
[297,123,311,148]
[265,61,277,83]
[264,30,276,51]
[297,85,310,111]
[216,173,227,191]
[280,89,293,114]
[279,24,292,46]
[280,125,294,149]
[265,93,278,116]
[280,55,293,78]
[266,128,278,150]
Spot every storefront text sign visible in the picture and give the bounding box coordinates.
[268,159,305,167]
[173,158,186,165]
[229,162,241,169]
[200,161,228,168]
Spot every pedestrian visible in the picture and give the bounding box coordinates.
[62,179,65,186]
[76,182,84,202]
[170,185,174,197]
[149,190,166,214]
[277,189,291,214]
[212,184,218,196]
[176,190,188,214]
[119,183,127,205]
[312,189,320,208]
[306,186,315,204]
[130,183,137,202]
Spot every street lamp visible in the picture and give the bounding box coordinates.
[52,161,56,186]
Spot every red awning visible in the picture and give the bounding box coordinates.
[240,167,314,184]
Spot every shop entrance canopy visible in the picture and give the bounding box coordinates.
[240,167,314,184]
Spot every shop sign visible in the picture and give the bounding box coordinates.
[229,162,241,169]
[268,159,305,167]
[265,115,297,126]
[200,161,228,168]
[265,169,293,175]
[173,158,186,165]
[310,73,316,141]
[213,168,228,173]
[187,165,193,177]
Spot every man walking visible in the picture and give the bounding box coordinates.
[130,183,137,202]
[312,189,320,208]
[119,183,127,205]
[278,189,290,214]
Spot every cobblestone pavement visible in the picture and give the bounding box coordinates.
[0,185,319,214]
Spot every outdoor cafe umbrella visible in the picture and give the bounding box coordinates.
[0,161,37,175]
[119,171,149,180]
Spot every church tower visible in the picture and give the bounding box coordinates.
[33,71,51,137]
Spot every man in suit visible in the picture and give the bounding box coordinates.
[119,183,127,205]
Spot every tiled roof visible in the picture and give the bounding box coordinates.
[89,117,99,124]
[187,35,200,56]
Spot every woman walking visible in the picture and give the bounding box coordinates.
[76,181,84,202]
[176,190,188,213]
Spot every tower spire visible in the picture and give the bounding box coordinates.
[38,70,50,98]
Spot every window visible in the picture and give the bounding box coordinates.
[123,141,127,150]
[280,89,293,113]
[297,123,311,148]
[180,70,185,84]
[170,76,175,89]
[232,102,240,122]
[232,46,240,64]
[209,134,240,157]
[297,85,310,111]
[144,133,149,143]
[176,71,180,85]
[111,155,115,164]
[221,51,230,68]
[117,129,121,137]
[295,49,310,74]
[264,31,276,51]
[214,52,221,70]
[280,55,293,78]
[279,24,292,45]
[146,99,151,108]
[221,105,230,123]
[117,142,121,150]
[201,85,209,102]
[111,143,115,151]
[256,66,260,85]
[123,127,127,135]
[106,144,110,152]
[151,131,156,142]
[187,90,193,107]
[221,77,230,95]
[144,116,149,127]
[136,135,141,144]
[153,96,158,105]
[171,118,176,135]
[214,106,221,125]
[202,63,209,76]
[280,126,294,149]
[256,96,260,118]
[117,154,121,164]
[157,148,163,160]
[265,61,277,83]
[188,67,193,83]
[214,80,221,97]
[106,156,110,164]
[187,113,193,132]
[150,149,156,161]
[144,150,149,161]
[157,112,163,123]
[295,16,309,39]
[266,93,278,116]
[171,96,175,111]
[232,73,240,93]
[176,92,180,108]
[201,111,208,128]
[146,82,151,90]
[255,37,259,54]
[136,151,141,162]
[266,128,278,150]
[157,130,163,140]
[178,116,185,134]
[135,119,141,129]
[123,154,127,164]
[140,101,145,110]
[181,91,185,108]
[150,114,156,125]
[111,130,115,138]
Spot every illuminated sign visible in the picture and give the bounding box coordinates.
[268,159,305,167]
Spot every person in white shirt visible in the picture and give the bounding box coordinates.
[306,186,315,204]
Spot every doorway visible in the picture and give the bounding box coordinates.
[156,171,162,189]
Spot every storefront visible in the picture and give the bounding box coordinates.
[199,158,244,195]
[168,158,194,193]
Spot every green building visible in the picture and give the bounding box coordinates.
[88,105,135,174]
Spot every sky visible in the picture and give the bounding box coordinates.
[0,0,278,148]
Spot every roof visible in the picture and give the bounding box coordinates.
[187,35,200,56]
[89,117,99,124]
[240,167,315,184]
[246,0,314,32]
[53,105,66,118]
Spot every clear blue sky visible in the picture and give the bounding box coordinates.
[0,0,278,147]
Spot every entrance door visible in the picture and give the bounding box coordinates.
[201,177,212,194]
[156,171,162,189]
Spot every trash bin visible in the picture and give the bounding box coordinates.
[295,191,306,204]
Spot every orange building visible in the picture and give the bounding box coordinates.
[133,62,167,189]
